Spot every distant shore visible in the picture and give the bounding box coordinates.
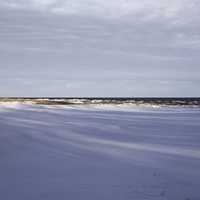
[0,97,200,107]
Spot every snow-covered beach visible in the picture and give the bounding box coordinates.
[0,103,200,200]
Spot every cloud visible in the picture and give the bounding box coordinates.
[0,0,199,22]
[0,0,200,96]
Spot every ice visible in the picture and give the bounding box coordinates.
[0,104,200,200]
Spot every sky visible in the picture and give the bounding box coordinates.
[0,0,200,97]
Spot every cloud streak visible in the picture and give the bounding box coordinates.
[0,0,200,96]
[0,0,199,21]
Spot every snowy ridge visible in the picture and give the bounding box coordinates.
[0,98,200,108]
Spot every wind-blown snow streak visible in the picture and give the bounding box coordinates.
[0,104,200,200]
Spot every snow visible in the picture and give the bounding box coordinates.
[0,104,200,200]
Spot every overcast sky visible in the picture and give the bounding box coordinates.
[0,0,200,97]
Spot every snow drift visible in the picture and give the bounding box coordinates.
[0,104,200,200]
